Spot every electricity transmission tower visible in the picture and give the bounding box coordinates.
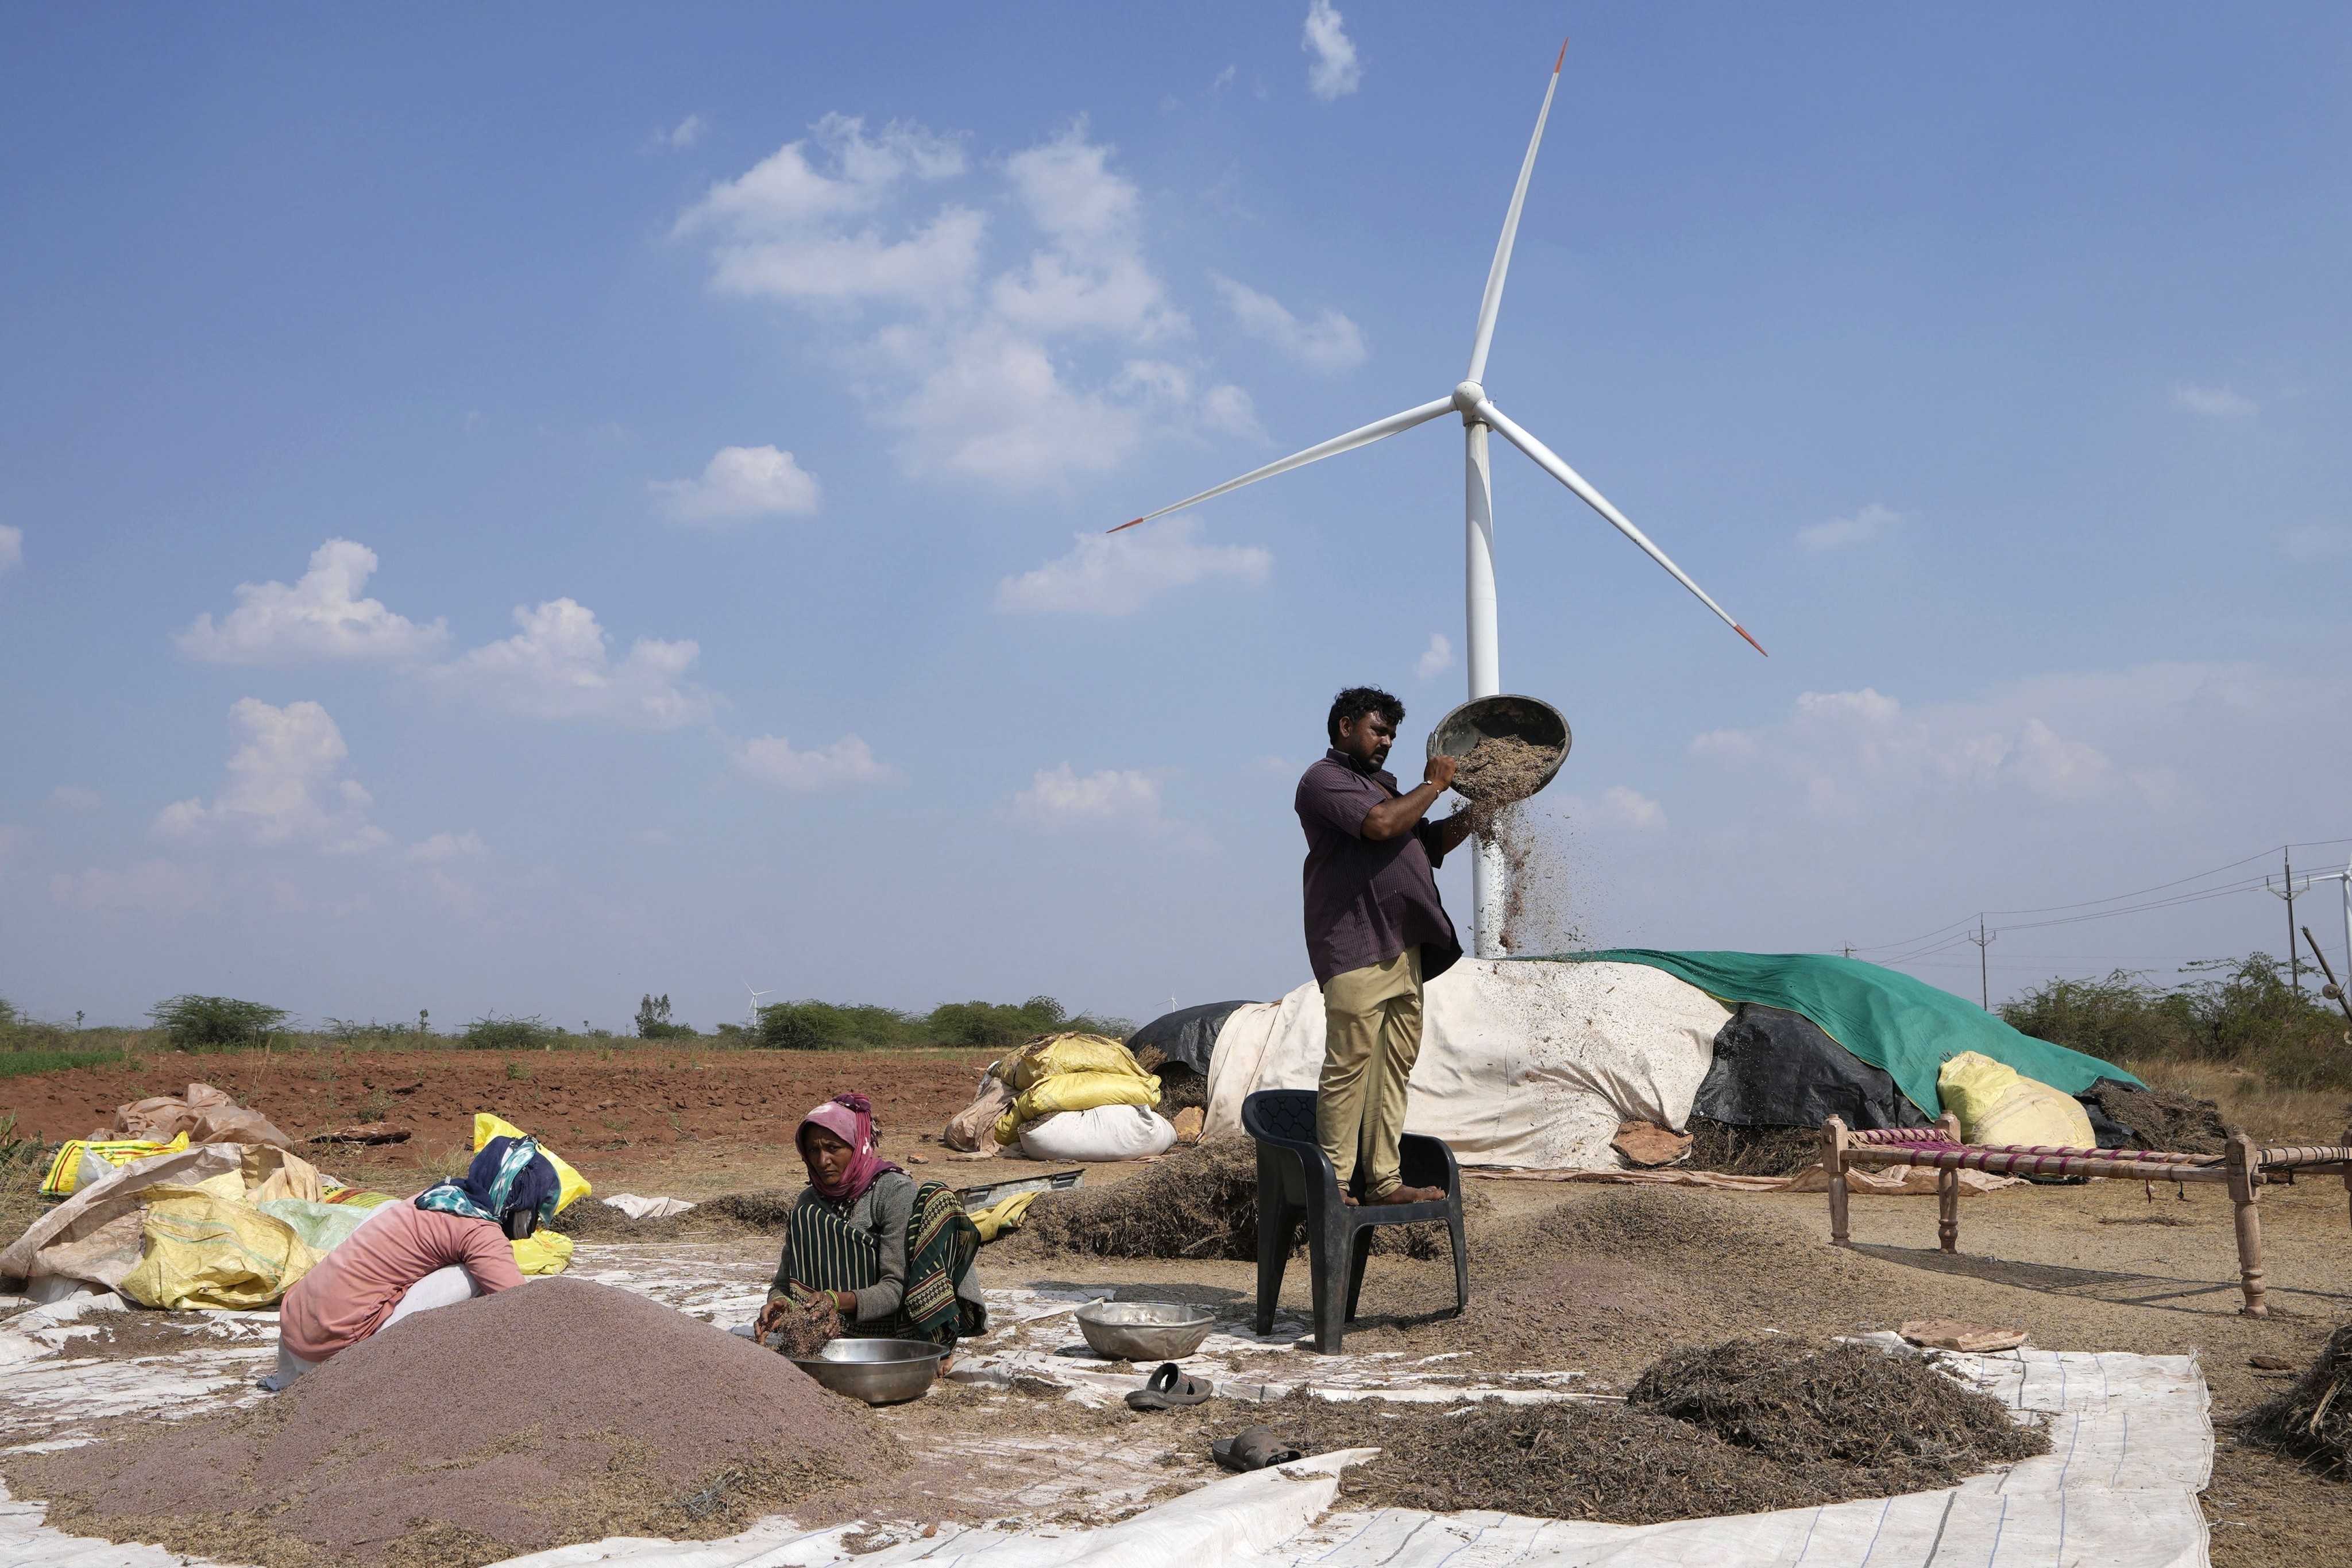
[2266,847,2314,996]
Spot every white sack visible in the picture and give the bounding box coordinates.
[1018,1105,1179,1163]
[602,1194,697,1220]
[1203,959,1729,1171]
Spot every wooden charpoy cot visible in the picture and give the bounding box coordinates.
[1820,1115,2352,1317]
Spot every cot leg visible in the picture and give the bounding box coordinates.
[2226,1132,2267,1318]
[2341,1125,2351,1233]
[1824,1117,1851,1248]
[1934,1112,1963,1255]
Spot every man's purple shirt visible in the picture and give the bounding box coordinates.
[1294,748,1463,986]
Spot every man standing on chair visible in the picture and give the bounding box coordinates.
[1295,686,1471,1206]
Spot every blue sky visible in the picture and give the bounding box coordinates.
[3,4,2348,1031]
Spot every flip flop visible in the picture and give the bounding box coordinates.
[1124,1361,1215,1411]
[1211,1425,1302,1472]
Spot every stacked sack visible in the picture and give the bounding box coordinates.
[991,1034,1177,1161]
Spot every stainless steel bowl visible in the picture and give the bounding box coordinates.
[1426,694,1571,803]
[1075,1300,1218,1361]
[787,1338,945,1405]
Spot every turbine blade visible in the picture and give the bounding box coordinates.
[1464,40,1569,385]
[1110,396,1455,533]
[1476,399,1767,655]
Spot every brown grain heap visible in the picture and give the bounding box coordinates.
[11,1278,897,1568]
[2246,1320,2352,1474]
[1448,735,1560,808]
[1222,1336,2046,1524]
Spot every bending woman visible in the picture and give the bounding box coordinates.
[272,1136,558,1387]
[758,1092,984,1362]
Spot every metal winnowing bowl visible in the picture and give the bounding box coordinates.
[1426,694,1571,806]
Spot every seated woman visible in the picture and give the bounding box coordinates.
[756,1092,985,1364]
[270,1136,559,1388]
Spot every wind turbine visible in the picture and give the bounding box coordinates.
[743,981,775,1032]
[1112,40,1764,959]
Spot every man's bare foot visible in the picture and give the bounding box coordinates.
[1367,1184,1443,1206]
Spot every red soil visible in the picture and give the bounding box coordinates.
[0,1049,995,1191]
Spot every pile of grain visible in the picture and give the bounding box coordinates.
[1022,1137,1481,1261]
[1447,734,1560,808]
[11,1278,896,1568]
[1225,1336,2046,1523]
[2246,1320,2352,1474]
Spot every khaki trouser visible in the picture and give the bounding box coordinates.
[1316,945,1424,1195]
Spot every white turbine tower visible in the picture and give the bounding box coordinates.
[1113,40,1764,958]
[743,981,775,1032]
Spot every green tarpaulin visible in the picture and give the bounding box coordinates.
[1529,949,2143,1118]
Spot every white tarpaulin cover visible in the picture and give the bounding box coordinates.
[1203,959,1731,1171]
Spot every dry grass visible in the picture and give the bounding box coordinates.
[2119,1059,2351,1145]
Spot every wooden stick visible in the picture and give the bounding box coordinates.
[2226,1131,2267,1318]
[1824,1116,1851,1248]
[1935,1113,1962,1254]
[2342,1125,2351,1236]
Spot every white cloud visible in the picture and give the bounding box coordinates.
[1303,0,1362,100]
[0,524,20,574]
[1595,785,1667,832]
[2280,523,2351,562]
[1414,632,1455,681]
[1795,502,1901,553]
[49,785,102,812]
[177,539,447,665]
[405,831,485,863]
[1692,683,2123,814]
[1211,272,1367,372]
[428,599,711,729]
[650,445,822,526]
[153,699,389,854]
[659,114,706,149]
[2171,381,2257,419]
[997,515,1271,615]
[684,117,1250,491]
[732,733,896,791]
[677,114,979,310]
[1015,764,1165,830]
[51,860,215,926]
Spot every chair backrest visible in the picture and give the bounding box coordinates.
[1241,1089,1319,1150]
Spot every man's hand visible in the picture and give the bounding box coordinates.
[1424,752,1458,791]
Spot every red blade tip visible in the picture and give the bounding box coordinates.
[1735,624,1768,658]
[1107,517,1144,534]
[1554,37,1569,74]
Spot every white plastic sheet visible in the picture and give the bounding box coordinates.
[1205,960,1729,1170]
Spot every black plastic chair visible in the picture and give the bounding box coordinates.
[1241,1088,1468,1354]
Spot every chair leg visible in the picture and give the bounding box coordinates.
[1447,1203,1469,1315]
[1344,1223,1373,1323]
[1254,1187,1289,1337]
[1309,1212,1353,1354]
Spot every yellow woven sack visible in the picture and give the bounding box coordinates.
[511,1229,574,1276]
[968,1190,1039,1242]
[117,1184,326,1310]
[993,1069,1161,1145]
[1937,1052,2095,1150]
[40,1133,190,1196]
[472,1113,592,1214]
[994,1034,1150,1092]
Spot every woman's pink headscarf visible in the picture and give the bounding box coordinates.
[796,1091,902,1203]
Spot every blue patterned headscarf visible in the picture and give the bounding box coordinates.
[416,1136,561,1231]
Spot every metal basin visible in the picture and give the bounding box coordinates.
[1426,694,1571,803]
[1076,1300,1218,1361]
[787,1338,944,1405]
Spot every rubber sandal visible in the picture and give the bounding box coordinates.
[1124,1361,1214,1411]
[1211,1425,1302,1472]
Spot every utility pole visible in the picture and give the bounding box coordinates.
[2266,847,2306,995]
[1968,917,1996,1010]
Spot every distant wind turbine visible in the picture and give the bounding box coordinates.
[743,981,775,1032]
[1113,39,1763,957]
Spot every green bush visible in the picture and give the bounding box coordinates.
[462,1013,560,1051]
[149,995,291,1051]
[2004,954,2352,1092]
[754,994,1130,1051]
